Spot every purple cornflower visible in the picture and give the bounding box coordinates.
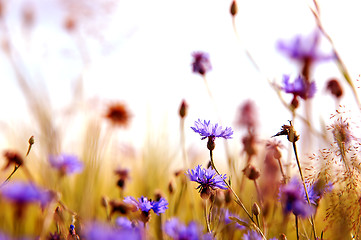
[1,181,53,207]
[124,196,168,215]
[82,221,142,240]
[307,180,332,206]
[191,52,212,75]
[277,30,334,63]
[164,218,212,240]
[279,178,314,218]
[283,75,316,100]
[186,165,227,199]
[223,209,246,230]
[48,154,84,175]
[191,119,233,141]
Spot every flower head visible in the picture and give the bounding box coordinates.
[164,218,212,240]
[307,179,332,206]
[186,165,227,199]
[277,30,334,63]
[82,221,142,240]
[123,196,168,215]
[105,102,131,127]
[49,154,84,175]
[283,75,316,100]
[2,150,23,170]
[191,119,233,141]
[0,181,53,208]
[279,178,314,218]
[191,52,212,76]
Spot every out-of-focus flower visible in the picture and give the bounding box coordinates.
[277,30,334,79]
[277,30,334,63]
[82,221,142,240]
[186,165,227,199]
[326,78,343,99]
[105,102,131,127]
[307,179,332,206]
[1,181,52,205]
[115,217,136,229]
[283,75,316,100]
[279,178,314,218]
[49,154,84,175]
[331,117,352,145]
[191,119,233,141]
[191,52,212,76]
[236,100,258,130]
[3,150,23,170]
[114,168,130,190]
[223,209,246,230]
[124,196,168,215]
[242,230,263,240]
[164,218,212,240]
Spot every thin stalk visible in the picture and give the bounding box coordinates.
[204,200,211,233]
[292,141,317,240]
[180,118,188,168]
[295,216,299,240]
[209,150,266,239]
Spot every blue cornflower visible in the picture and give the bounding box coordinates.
[277,30,334,63]
[223,209,246,230]
[124,196,168,215]
[191,52,212,76]
[191,119,233,141]
[307,179,332,206]
[242,230,262,240]
[164,218,212,240]
[49,154,84,175]
[0,181,53,208]
[82,221,142,240]
[283,75,316,100]
[186,165,227,199]
[279,178,314,218]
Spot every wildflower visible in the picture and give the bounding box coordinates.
[48,154,84,176]
[236,100,258,130]
[105,102,131,127]
[223,209,246,230]
[2,150,23,170]
[307,179,332,206]
[186,165,227,199]
[115,217,136,229]
[114,168,130,190]
[243,230,263,240]
[277,30,334,79]
[164,218,212,240]
[0,181,53,218]
[273,121,299,143]
[326,78,343,99]
[82,221,142,240]
[282,75,316,100]
[124,196,168,223]
[192,119,233,140]
[277,30,333,63]
[191,52,212,75]
[279,178,314,218]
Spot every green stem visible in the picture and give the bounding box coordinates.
[209,150,266,239]
[292,141,317,240]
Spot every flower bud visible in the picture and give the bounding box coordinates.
[243,165,260,180]
[207,137,215,151]
[252,202,260,216]
[179,100,188,118]
[230,0,238,16]
[326,78,343,98]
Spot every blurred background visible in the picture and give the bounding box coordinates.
[0,0,361,165]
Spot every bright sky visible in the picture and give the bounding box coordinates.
[1,0,361,160]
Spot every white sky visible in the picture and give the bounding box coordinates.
[0,0,361,161]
